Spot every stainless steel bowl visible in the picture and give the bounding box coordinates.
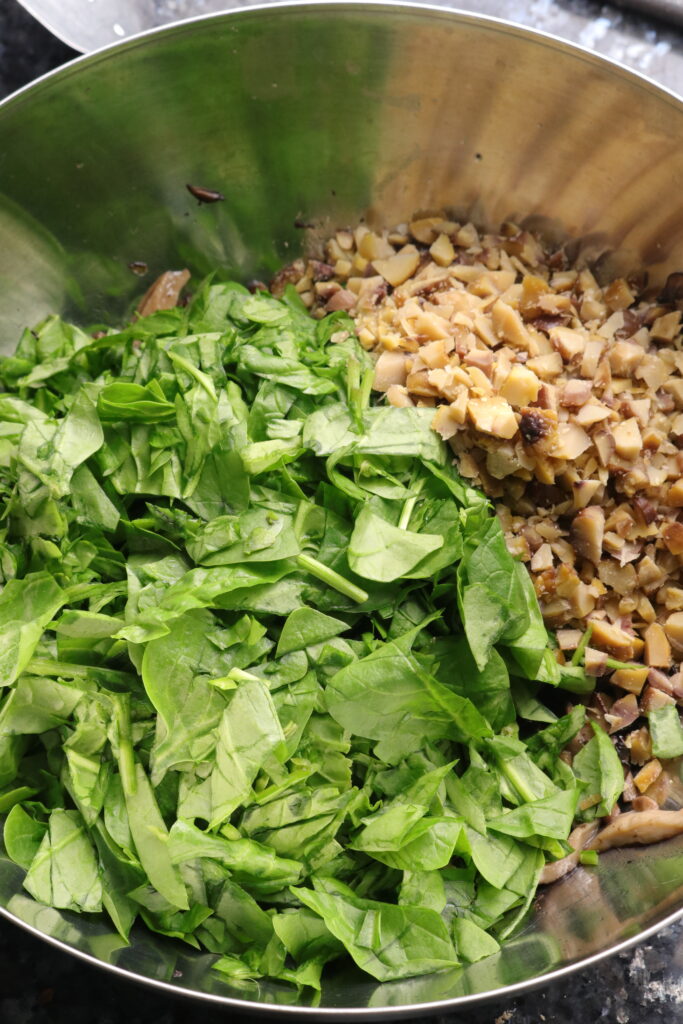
[2,3,683,1015]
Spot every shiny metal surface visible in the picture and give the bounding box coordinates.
[2,3,683,1014]
[3,831,683,1016]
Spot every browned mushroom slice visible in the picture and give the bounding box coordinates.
[270,258,306,297]
[588,619,635,660]
[590,809,683,852]
[631,796,659,812]
[326,288,356,312]
[539,822,599,884]
[644,623,672,668]
[309,260,336,282]
[137,269,191,317]
[584,647,609,676]
[570,506,604,566]
[373,351,408,392]
[604,693,639,733]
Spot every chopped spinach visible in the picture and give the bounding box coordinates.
[0,282,590,985]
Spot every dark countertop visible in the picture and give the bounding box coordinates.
[2,1,683,1021]
[0,922,682,1024]
[0,2,75,100]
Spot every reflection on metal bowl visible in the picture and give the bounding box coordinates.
[2,3,683,1015]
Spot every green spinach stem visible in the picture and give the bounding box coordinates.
[398,496,417,530]
[296,553,368,604]
[571,624,593,666]
[114,697,137,796]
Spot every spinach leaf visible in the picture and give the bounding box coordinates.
[0,574,65,688]
[272,907,343,966]
[399,870,446,913]
[348,508,443,583]
[526,706,586,775]
[4,804,47,869]
[276,607,348,656]
[0,675,85,735]
[93,820,145,940]
[648,705,683,759]
[141,609,231,783]
[168,820,302,894]
[123,764,188,910]
[18,387,103,499]
[352,763,455,852]
[572,723,624,821]
[326,629,491,762]
[210,675,286,827]
[460,828,527,890]
[24,809,102,913]
[432,637,514,732]
[451,917,500,964]
[487,788,579,841]
[504,566,556,682]
[98,381,176,422]
[362,818,464,872]
[292,878,459,981]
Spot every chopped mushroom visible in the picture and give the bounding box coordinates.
[631,796,659,812]
[373,251,420,287]
[625,726,653,765]
[633,759,663,793]
[468,397,518,439]
[561,378,593,407]
[326,288,356,312]
[644,623,672,668]
[663,522,683,556]
[373,351,407,391]
[539,822,600,884]
[640,684,676,712]
[570,506,604,566]
[385,384,413,408]
[137,269,190,316]
[584,647,609,676]
[499,365,541,407]
[665,612,683,654]
[613,418,642,460]
[604,693,639,733]
[590,809,683,851]
[588,619,634,660]
[611,666,648,695]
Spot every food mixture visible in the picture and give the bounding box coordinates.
[1,212,683,991]
[280,216,683,818]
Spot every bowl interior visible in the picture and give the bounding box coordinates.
[3,1,683,351]
[1,3,683,1015]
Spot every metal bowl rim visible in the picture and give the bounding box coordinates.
[4,0,683,115]
[2,1,683,1015]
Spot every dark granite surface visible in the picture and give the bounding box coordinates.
[0,2,76,99]
[2,0,683,1020]
[2,912,683,1023]
[0,920,681,1024]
